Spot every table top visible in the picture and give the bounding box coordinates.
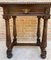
[0,0,51,2]
[0,0,51,4]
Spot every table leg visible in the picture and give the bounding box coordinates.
[12,16,17,46]
[40,17,48,59]
[4,16,13,58]
[36,16,41,46]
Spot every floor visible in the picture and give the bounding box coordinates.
[0,40,51,60]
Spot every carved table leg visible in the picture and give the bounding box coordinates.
[12,16,17,46]
[36,16,41,46]
[4,16,13,58]
[40,17,48,59]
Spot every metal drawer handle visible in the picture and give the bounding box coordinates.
[22,9,30,14]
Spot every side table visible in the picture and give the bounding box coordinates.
[0,2,51,59]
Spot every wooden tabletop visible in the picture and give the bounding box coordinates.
[0,0,51,4]
[0,0,51,3]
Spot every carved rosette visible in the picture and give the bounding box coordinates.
[22,9,30,14]
[43,8,50,19]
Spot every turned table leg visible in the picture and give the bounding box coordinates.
[36,16,41,46]
[12,16,17,46]
[3,16,13,58]
[40,17,48,59]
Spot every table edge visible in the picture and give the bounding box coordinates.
[0,2,51,4]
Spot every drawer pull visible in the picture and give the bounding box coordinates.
[22,9,30,14]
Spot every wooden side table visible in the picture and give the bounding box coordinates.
[0,2,51,59]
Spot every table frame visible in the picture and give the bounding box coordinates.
[0,3,51,59]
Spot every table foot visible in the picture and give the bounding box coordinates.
[40,50,47,59]
[7,49,13,58]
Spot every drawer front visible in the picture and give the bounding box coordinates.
[9,6,44,12]
[3,5,45,16]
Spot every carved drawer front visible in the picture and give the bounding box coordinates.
[4,6,45,16]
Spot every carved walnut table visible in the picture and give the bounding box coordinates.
[0,2,51,59]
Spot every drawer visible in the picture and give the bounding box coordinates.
[3,5,45,16]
